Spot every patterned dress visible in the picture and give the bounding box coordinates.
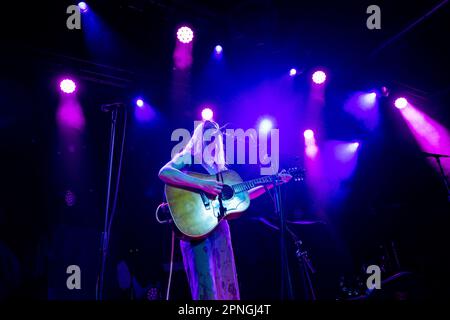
[179,162,240,300]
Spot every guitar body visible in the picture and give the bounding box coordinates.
[164,170,250,240]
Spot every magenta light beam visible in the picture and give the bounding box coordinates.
[399,103,450,175]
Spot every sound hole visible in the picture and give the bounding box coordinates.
[220,185,234,200]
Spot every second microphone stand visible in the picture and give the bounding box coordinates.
[271,177,294,300]
[287,226,317,300]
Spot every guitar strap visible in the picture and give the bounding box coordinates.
[216,172,227,219]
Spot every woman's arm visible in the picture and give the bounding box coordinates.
[158,152,223,196]
[248,171,292,200]
[249,185,272,200]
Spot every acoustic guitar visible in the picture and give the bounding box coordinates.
[164,168,304,240]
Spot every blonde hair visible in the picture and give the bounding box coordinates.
[183,121,226,172]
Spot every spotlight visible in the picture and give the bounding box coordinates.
[177,26,194,44]
[360,92,377,109]
[59,79,77,94]
[304,129,314,140]
[312,70,326,84]
[259,119,273,133]
[394,97,408,109]
[78,2,88,12]
[348,142,360,152]
[289,68,297,77]
[201,108,213,121]
[214,45,223,54]
[136,99,144,108]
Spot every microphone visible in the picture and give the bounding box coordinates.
[101,102,125,112]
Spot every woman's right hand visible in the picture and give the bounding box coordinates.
[199,180,224,196]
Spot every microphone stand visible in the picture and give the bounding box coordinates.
[287,226,317,300]
[433,156,450,202]
[255,216,317,300]
[96,104,127,300]
[272,176,294,300]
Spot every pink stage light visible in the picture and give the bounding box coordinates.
[201,108,214,121]
[395,97,408,109]
[259,119,273,133]
[60,79,77,94]
[176,26,194,44]
[304,129,314,140]
[312,70,326,84]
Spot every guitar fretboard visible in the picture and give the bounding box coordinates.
[232,175,278,193]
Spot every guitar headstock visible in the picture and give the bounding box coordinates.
[284,167,306,182]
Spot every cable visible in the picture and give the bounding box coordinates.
[107,108,127,239]
[96,107,127,300]
[155,202,174,300]
[155,202,171,224]
[166,230,175,300]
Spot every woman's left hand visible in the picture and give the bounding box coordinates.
[278,169,292,184]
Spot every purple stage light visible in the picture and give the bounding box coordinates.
[289,68,297,77]
[312,70,326,84]
[57,98,85,130]
[78,2,88,12]
[395,97,408,109]
[304,129,314,140]
[259,119,273,133]
[136,99,144,108]
[360,92,377,109]
[215,45,223,54]
[60,79,77,94]
[201,108,213,121]
[348,142,360,152]
[177,26,194,44]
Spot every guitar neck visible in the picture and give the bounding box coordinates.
[232,175,277,193]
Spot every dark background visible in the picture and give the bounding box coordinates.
[0,0,449,300]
